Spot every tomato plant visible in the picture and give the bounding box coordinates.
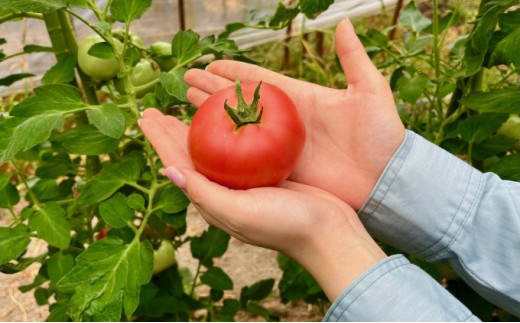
[115,58,161,97]
[189,80,305,189]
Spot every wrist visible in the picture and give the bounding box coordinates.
[292,211,387,301]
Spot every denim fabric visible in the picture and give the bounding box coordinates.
[325,131,520,321]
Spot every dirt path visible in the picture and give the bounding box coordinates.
[0,206,325,321]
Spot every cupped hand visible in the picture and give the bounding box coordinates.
[138,108,386,301]
[184,18,405,210]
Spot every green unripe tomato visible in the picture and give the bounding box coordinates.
[112,29,145,48]
[78,35,122,81]
[114,58,161,98]
[497,114,520,150]
[153,240,176,274]
[150,41,177,71]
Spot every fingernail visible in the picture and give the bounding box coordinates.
[137,119,142,127]
[165,166,186,189]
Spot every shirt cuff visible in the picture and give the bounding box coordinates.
[324,255,478,322]
[358,130,483,262]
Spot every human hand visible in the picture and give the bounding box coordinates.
[138,108,386,301]
[184,18,405,210]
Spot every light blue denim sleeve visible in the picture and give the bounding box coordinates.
[325,130,520,321]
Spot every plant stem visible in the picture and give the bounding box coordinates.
[0,52,25,63]
[11,161,42,210]
[101,0,114,20]
[190,261,202,297]
[0,12,43,24]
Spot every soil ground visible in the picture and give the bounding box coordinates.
[0,205,325,322]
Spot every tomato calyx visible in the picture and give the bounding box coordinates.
[224,78,264,129]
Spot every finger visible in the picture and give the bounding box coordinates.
[142,107,165,119]
[184,68,233,94]
[142,108,189,153]
[138,118,193,170]
[206,60,304,94]
[335,17,384,88]
[187,87,210,107]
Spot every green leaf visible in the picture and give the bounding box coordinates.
[0,73,34,87]
[462,86,520,114]
[396,74,428,103]
[29,202,70,249]
[200,267,233,291]
[78,152,144,205]
[99,193,134,228]
[159,69,189,103]
[42,54,77,85]
[155,185,189,214]
[490,28,520,67]
[46,302,70,322]
[87,42,114,59]
[58,238,153,321]
[47,252,75,285]
[110,0,152,23]
[35,287,50,305]
[405,35,434,54]
[498,9,520,34]
[491,154,520,181]
[262,2,299,29]
[52,125,119,155]
[299,0,333,19]
[36,151,76,179]
[171,30,202,66]
[31,179,61,202]
[0,0,68,13]
[277,253,323,303]
[87,103,125,138]
[241,279,275,302]
[399,2,431,33]
[1,112,64,161]
[190,226,230,264]
[127,193,145,212]
[245,302,279,322]
[10,84,86,118]
[0,224,31,265]
[473,135,517,160]
[457,113,509,144]
[221,299,241,317]
[0,178,20,209]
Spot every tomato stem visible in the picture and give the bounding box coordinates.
[224,78,263,129]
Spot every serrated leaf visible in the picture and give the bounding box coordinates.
[498,9,520,34]
[155,185,189,214]
[57,238,153,321]
[46,302,70,322]
[473,135,517,160]
[78,152,144,205]
[0,73,34,87]
[87,42,114,59]
[52,125,119,155]
[299,0,333,19]
[457,113,509,144]
[0,0,68,13]
[399,2,431,33]
[462,86,520,114]
[0,224,31,265]
[36,151,75,179]
[99,193,134,228]
[277,253,323,303]
[87,103,125,138]
[29,202,70,249]
[32,179,61,202]
[47,252,75,285]
[1,112,64,161]
[110,0,152,23]
[42,54,77,85]
[171,30,202,66]
[10,84,86,118]
[190,226,229,264]
[159,69,189,103]
[266,2,299,29]
[200,267,233,290]
[406,35,434,54]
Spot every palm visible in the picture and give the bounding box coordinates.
[185,19,404,209]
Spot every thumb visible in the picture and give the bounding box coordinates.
[335,17,383,88]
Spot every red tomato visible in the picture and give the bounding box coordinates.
[188,80,305,189]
